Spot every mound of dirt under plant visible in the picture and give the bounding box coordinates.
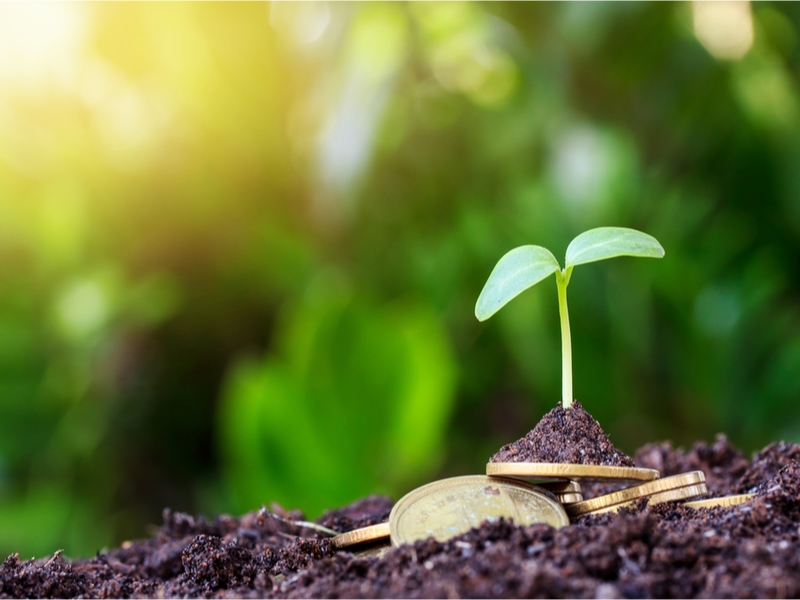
[489,401,635,467]
[2,436,799,598]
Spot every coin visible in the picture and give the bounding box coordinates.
[539,480,582,494]
[577,483,708,516]
[683,493,755,510]
[352,541,392,559]
[648,483,707,505]
[487,462,660,483]
[332,522,391,549]
[555,492,584,504]
[566,471,706,517]
[390,475,569,546]
[539,481,583,504]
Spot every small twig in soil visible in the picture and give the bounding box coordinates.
[44,550,63,568]
[263,509,338,536]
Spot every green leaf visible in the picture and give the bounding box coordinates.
[475,245,560,321]
[565,227,664,268]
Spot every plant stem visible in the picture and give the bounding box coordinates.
[556,268,573,410]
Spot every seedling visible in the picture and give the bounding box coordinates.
[475,227,664,410]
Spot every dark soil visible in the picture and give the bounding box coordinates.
[315,495,394,534]
[489,401,635,467]
[634,434,750,495]
[3,438,800,599]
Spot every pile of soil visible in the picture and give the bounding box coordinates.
[2,436,800,598]
[489,401,635,467]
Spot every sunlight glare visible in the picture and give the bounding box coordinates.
[0,3,86,88]
[270,2,330,47]
[693,1,753,61]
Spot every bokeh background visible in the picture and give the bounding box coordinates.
[2,1,800,558]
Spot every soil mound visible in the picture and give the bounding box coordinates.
[489,401,635,466]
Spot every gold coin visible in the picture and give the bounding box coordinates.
[389,475,568,546]
[649,483,707,505]
[683,493,755,510]
[579,483,708,516]
[352,542,392,559]
[539,480,582,494]
[487,462,660,483]
[555,492,584,505]
[332,522,391,549]
[566,471,706,517]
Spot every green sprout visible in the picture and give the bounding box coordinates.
[475,227,664,410]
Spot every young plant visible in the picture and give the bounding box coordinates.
[475,227,664,410]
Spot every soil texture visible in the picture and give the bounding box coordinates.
[489,401,635,466]
[2,437,800,598]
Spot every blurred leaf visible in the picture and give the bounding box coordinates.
[219,295,457,516]
[0,487,109,559]
[385,304,456,480]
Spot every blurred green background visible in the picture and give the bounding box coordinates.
[2,1,800,558]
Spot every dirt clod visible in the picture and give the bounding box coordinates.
[181,535,257,591]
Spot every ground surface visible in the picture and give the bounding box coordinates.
[2,436,799,598]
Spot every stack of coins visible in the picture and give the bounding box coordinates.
[564,471,707,517]
[329,460,757,555]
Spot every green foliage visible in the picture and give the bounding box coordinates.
[219,293,456,516]
[0,487,108,560]
[476,227,664,409]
